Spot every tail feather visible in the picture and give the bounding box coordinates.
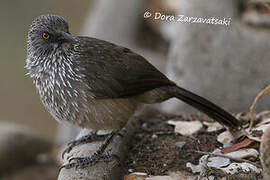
[169,86,240,129]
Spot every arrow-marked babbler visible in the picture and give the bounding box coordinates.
[26,14,240,169]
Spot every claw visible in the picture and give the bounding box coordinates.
[68,156,91,163]
[61,146,73,159]
[61,132,111,159]
[59,162,77,171]
[61,139,81,159]
[60,154,119,170]
[60,132,118,170]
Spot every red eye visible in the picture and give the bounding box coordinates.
[42,32,50,39]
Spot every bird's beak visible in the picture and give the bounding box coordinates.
[60,32,77,43]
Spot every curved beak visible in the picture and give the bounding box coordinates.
[60,32,77,43]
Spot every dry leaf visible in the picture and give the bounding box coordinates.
[203,121,224,132]
[225,148,259,160]
[217,131,234,144]
[167,120,203,136]
[146,176,174,180]
[221,138,256,153]
[219,162,262,175]
[124,172,148,180]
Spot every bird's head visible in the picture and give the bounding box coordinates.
[27,14,76,58]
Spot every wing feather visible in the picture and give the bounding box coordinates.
[75,37,175,99]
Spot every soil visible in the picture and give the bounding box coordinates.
[125,109,222,176]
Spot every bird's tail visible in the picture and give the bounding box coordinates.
[168,86,240,130]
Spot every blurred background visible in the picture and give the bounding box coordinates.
[1,0,270,179]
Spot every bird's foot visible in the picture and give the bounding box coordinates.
[62,132,111,159]
[60,132,116,170]
[60,153,120,170]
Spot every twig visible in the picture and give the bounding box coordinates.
[249,85,270,130]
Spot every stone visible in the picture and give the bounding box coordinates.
[0,122,52,174]
[58,116,140,180]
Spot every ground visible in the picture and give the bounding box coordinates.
[0,110,263,179]
[125,110,221,176]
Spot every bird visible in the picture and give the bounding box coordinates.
[26,14,240,169]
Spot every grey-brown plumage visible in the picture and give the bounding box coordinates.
[26,14,240,134]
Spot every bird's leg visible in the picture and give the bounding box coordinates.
[60,154,120,170]
[60,132,119,169]
[62,131,111,159]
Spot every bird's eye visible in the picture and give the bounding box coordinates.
[42,32,50,40]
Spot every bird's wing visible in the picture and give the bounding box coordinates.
[75,37,175,99]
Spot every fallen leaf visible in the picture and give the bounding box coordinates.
[219,162,262,175]
[217,131,234,144]
[167,171,195,180]
[225,148,259,160]
[167,120,203,136]
[207,156,230,168]
[146,176,174,180]
[186,155,208,174]
[203,121,224,132]
[124,172,148,180]
[221,138,256,153]
[186,162,202,174]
